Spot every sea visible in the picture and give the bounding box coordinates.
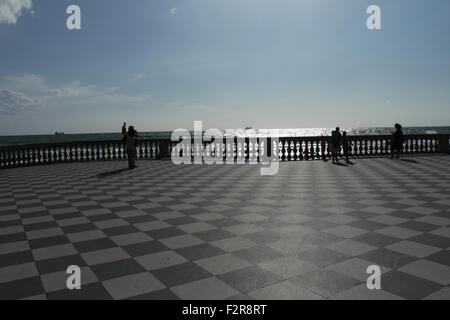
[1,127,449,146]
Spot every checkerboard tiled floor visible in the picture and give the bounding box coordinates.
[1,156,450,300]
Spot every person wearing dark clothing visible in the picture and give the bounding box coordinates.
[330,127,342,164]
[125,126,137,169]
[341,131,350,163]
[390,123,405,159]
[121,122,127,146]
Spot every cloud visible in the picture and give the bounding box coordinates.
[0,74,152,113]
[0,89,40,114]
[46,81,96,98]
[0,0,33,24]
[169,7,176,15]
[132,73,147,81]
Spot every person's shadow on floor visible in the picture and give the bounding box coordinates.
[333,162,348,166]
[400,159,419,164]
[94,168,129,179]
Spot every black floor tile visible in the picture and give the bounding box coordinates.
[0,276,44,299]
[219,266,283,293]
[36,254,87,274]
[381,270,442,300]
[46,282,112,300]
[176,243,226,261]
[73,238,118,253]
[151,262,211,287]
[91,259,146,281]
[358,248,416,269]
[123,240,168,257]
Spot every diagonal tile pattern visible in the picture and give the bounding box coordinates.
[0,156,449,299]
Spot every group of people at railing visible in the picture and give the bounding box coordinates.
[322,123,405,164]
[4,121,443,169]
[118,122,408,169]
[326,127,351,164]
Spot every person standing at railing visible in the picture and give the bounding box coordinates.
[125,126,137,169]
[342,131,350,163]
[330,127,342,164]
[122,122,127,146]
[390,123,405,159]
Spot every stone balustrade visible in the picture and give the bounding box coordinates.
[1,134,448,169]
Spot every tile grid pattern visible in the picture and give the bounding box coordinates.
[0,156,450,300]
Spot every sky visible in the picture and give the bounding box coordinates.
[0,0,450,135]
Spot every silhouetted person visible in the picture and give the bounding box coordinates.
[125,126,137,169]
[342,131,350,163]
[331,127,342,164]
[390,123,405,159]
[121,122,127,146]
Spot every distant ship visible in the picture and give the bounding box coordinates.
[54,132,64,135]
[245,126,252,130]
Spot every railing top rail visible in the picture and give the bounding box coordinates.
[0,133,445,150]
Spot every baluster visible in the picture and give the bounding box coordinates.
[31,148,36,165]
[25,148,31,165]
[101,143,105,160]
[315,139,320,160]
[57,146,62,162]
[293,140,298,161]
[138,141,143,160]
[48,146,53,163]
[110,143,116,160]
[297,140,302,160]
[81,144,86,161]
[16,149,22,167]
[67,145,72,162]
[95,144,100,161]
[304,140,310,160]
[94,144,98,160]
[72,144,77,161]
[87,144,92,161]
[36,148,41,165]
[41,147,47,164]
[11,149,16,167]
[144,142,149,159]
[380,138,385,156]
[286,140,291,161]
[374,139,379,156]
[105,143,110,160]
[1,150,5,168]
[280,140,286,161]
[310,140,315,159]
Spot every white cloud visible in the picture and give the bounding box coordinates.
[169,7,176,15]
[0,74,152,114]
[46,81,97,98]
[0,0,33,24]
[0,89,40,114]
[132,73,147,81]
